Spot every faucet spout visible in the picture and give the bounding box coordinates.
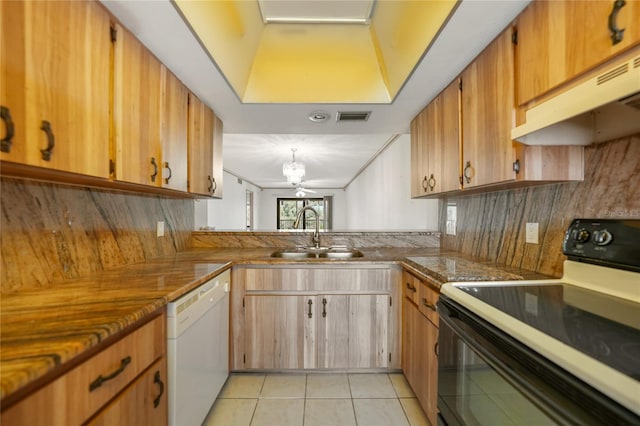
[293,205,320,248]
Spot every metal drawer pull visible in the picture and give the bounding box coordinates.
[427,174,436,191]
[150,157,158,182]
[406,282,417,292]
[608,0,626,45]
[463,161,473,184]
[422,176,428,192]
[422,298,437,312]
[89,356,132,391]
[1,106,14,153]
[40,120,54,161]
[308,299,313,318]
[322,298,327,318]
[153,370,165,408]
[164,161,172,184]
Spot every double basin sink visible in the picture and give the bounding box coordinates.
[271,246,364,259]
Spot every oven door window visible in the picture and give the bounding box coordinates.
[439,330,556,425]
[437,297,636,426]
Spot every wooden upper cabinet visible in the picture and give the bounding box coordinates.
[410,79,461,198]
[112,23,162,187]
[0,0,110,178]
[160,67,188,192]
[516,0,640,106]
[461,28,517,188]
[187,93,223,197]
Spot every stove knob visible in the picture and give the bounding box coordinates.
[573,228,590,243]
[593,229,613,246]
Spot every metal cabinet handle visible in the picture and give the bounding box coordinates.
[40,120,54,161]
[512,159,520,174]
[422,176,429,192]
[434,342,439,357]
[208,175,214,194]
[427,174,436,191]
[609,0,626,45]
[422,298,437,312]
[153,370,165,408]
[150,157,158,182]
[322,298,327,318]
[89,356,131,391]
[463,161,473,184]
[406,282,417,292]
[1,106,14,153]
[308,299,313,318]
[164,161,172,184]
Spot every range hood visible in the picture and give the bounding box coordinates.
[512,54,640,145]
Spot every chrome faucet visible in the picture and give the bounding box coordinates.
[293,205,320,248]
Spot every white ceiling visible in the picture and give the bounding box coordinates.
[101,0,530,189]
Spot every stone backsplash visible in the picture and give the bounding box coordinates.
[1,178,193,293]
[439,135,640,277]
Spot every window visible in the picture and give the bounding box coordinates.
[277,198,330,230]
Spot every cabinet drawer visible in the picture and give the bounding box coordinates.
[418,281,439,327]
[2,314,165,426]
[402,271,419,306]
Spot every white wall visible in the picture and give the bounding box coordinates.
[257,188,347,230]
[195,170,262,230]
[200,134,438,231]
[344,134,439,230]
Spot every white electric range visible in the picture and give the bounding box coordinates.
[437,219,640,425]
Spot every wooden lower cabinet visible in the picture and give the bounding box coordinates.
[402,271,439,425]
[88,357,167,425]
[234,265,401,371]
[244,293,389,370]
[1,312,167,426]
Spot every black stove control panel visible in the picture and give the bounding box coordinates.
[563,219,640,271]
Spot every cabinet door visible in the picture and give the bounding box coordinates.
[89,357,167,426]
[517,0,640,106]
[461,28,516,188]
[410,107,429,198]
[421,317,439,426]
[187,93,215,196]
[0,0,110,177]
[211,114,224,197]
[112,24,162,187]
[348,294,389,368]
[430,79,461,194]
[160,66,188,192]
[317,295,349,368]
[244,295,316,369]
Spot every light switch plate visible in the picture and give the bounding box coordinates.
[157,221,165,237]
[526,222,539,244]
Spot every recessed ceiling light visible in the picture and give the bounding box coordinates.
[309,111,330,123]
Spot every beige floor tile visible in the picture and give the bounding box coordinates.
[304,399,357,426]
[219,374,266,398]
[389,373,415,398]
[349,373,397,398]
[306,374,351,398]
[400,398,429,426]
[353,399,410,426]
[261,374,307,398]
[250,398,305,426]
[203,398,257,426]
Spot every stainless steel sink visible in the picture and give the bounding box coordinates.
[270,247,363,259]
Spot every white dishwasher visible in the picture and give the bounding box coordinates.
[167,268,230,426]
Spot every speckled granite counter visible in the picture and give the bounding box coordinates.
[0,246,551,404]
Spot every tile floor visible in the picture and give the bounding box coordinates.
[203,372,429,426]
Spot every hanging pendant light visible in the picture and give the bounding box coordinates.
[282,148,305,185]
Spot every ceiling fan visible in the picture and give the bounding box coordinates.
[292,183,317,198]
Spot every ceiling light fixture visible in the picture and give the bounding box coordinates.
[308,111,330,123]
[283,148,305,186]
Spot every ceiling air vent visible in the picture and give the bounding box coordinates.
[336,111,371,122]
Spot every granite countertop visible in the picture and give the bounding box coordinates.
[0,246,550,403]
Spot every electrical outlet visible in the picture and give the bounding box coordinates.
[446,203,457,236]
[157,221,165,237]
[526,222,539,244]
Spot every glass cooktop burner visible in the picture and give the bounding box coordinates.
[457,283,640,380]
